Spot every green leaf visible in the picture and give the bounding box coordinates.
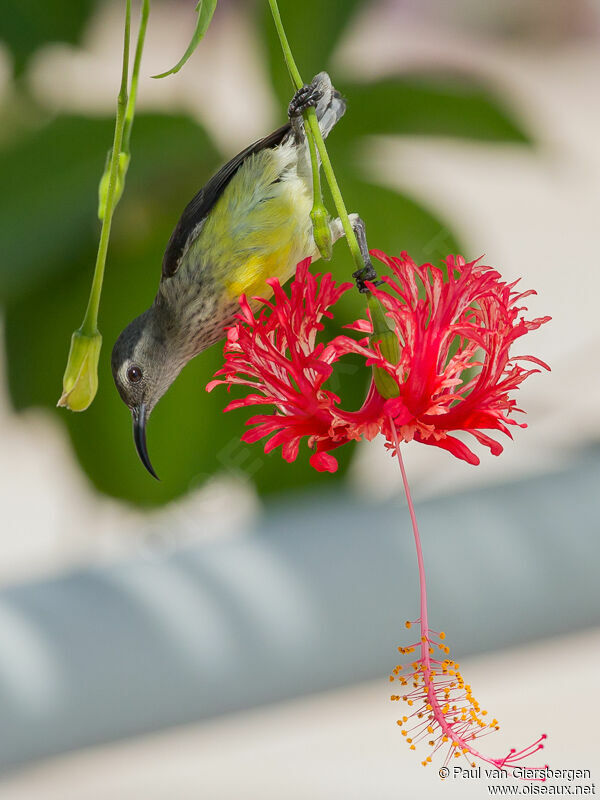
[337,76,531,143]
[152,0,218,79]
[0,0,99,76]
[261,0,367,105]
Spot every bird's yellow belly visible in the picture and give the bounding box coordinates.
[195,144,314,302]
[224,244,295,299]
[222,187,313,299]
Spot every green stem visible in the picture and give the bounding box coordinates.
[80,0,131,336]
[267,0,303,90]
[305,110,363,271]
[267,0,365,273]
[123,0,150,154]
[306,122,321,205]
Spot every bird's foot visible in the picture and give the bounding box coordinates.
[288,82,323,119]
[353,262,380,293]
[350,214,382,293]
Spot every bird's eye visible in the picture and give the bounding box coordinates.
[127,365,143,384]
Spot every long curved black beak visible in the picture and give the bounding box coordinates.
[132,404,159,480]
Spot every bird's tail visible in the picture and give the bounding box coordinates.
[311,71,346,139]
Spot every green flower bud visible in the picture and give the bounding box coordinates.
[310,203,333,261]
[57,329,102,412]
[98,151,130,220]
[368,295,401,399]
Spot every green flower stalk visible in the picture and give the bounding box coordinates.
[58,0,149,411]
[98,150,130,220]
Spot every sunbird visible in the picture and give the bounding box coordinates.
[111,72,373,478]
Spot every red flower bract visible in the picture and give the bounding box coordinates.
[207,251,550,470]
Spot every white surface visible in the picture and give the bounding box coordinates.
[0,628,596,799]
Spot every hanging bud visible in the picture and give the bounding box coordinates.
[310,203,333,261]
[98,150,130,220]
[368,294,401,399]
[57,328,102,412]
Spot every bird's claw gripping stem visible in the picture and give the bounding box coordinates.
[350,215,381,293]
[353,262,379,293]
[288,83,323,119]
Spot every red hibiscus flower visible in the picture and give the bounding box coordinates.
[207,251,550,471]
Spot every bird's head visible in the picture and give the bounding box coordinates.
[111,308,184,479]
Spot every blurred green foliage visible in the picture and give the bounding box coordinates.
[0,0,532,506]
[0,0,100,76]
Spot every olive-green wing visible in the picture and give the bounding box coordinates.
[162,123,292,278]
